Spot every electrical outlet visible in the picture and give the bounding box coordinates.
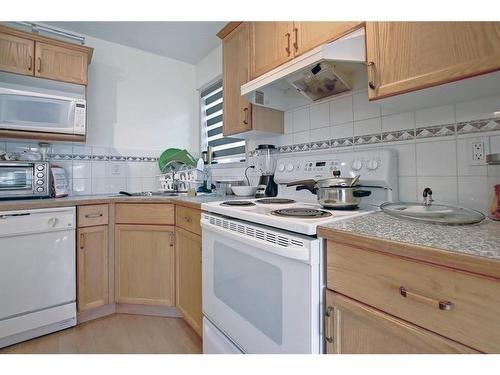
[472,141,485,161]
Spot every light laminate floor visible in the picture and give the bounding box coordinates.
[0,314,202,354]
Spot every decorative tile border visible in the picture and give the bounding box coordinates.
[276,117,500,154]
[48,153,158,162]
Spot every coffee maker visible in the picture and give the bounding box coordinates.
[254,144,278,198]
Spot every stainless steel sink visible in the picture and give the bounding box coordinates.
[109,191,180,197]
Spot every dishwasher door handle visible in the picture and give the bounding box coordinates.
[0,213,31,219]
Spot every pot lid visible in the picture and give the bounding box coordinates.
[315,177,360,188]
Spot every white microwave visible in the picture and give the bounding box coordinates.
[0,86,86,135]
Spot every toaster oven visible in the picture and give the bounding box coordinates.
[0,161,50,199]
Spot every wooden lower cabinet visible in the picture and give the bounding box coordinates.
[115,224,175,306]
[325,291,478,354]
[77,225,109,312]
[175,227,202,336]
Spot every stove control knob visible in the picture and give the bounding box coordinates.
[351,160,363,171]
[286,163,294,172]
[277,163,285,172]
[366,159,380,171]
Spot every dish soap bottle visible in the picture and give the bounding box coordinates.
[490,184,500,220]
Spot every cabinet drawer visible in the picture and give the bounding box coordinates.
[115,203,174,225]
[175,205,201,235]
[327,241,500,353]
[78,204,109,227]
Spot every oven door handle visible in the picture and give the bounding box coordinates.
[201,220,311,262]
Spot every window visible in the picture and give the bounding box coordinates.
[200,79,245,163]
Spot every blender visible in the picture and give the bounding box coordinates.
[254,144,278,198]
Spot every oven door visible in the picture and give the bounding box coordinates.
[0,164,34,197]
[201,215,322,354]
[0,88,77,134]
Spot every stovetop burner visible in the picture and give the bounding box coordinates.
[220,200,256,207]
[270,208,332,218]
[256,198,296,204]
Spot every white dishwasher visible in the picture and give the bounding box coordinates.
[0,206,76,348]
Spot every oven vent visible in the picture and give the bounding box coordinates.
[203,213,307,250]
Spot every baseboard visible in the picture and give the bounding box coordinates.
[76,303,182,325]
[77,303,116,324]
[116,304,182,318]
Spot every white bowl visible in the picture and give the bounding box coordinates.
[231,186,258,196]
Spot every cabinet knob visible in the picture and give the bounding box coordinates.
[37,57,42,73]
[28,55,33,71]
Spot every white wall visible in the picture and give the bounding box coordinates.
[195,44,222,89]
[85,36,199,152]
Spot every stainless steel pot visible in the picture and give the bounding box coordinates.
[286,172,372,209]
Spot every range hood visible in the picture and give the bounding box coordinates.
[241,28,366,111]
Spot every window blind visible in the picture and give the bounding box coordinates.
[201,79,245,163]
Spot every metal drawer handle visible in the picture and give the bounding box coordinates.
[285,32,291,56]
[293,27,298,52]
[243,107,249,125]
[324,306,334,343]
[37,57,42,73]
[28,55,33,71]
[399,286,454,311]
[85,213,103,218]
[366,61,376,89]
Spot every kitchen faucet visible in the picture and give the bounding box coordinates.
[423,187,434,206]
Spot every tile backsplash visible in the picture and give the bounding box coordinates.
[235,91,500,214]
[0,141,162,196]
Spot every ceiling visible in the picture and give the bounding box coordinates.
[45,22,226,64]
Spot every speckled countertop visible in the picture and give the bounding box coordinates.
[319,212,500,260]
[0,193,235,212]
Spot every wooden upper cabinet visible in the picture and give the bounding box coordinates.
[35,42,88,85]
[0,32,34,76]
[222,22,252,136]
[366,22,500,100]
[293,22,363,57]
[0,25,93,85]
[250,22,294,79]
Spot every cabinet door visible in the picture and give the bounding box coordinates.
[175,227,202,336]
[34,41,88,84]
[250,22,294,79]
[0,32,34,75]
[222,22,252,136]
[325,291,478,354]
[366,22,500,100]
[115,225,175,306]
[293,22,362,57]
[77,225,109,312]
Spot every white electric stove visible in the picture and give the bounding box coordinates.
[201,148,398,354]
